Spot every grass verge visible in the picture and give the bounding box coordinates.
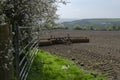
[27,50,106,80]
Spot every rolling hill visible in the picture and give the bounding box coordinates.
[62,18,120,29]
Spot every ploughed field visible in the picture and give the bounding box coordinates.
[40,30,120,80]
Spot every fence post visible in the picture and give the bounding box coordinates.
[0,24,14,80]
[13,26,20,80]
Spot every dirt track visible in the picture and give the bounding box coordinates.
[40,30,120,80]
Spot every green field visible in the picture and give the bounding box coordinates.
[87,18,120,23]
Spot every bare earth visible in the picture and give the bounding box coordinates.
[40,30,120,80]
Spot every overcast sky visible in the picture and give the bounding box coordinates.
[57,0,120,19]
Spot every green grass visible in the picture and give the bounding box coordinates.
[27,50,106,80]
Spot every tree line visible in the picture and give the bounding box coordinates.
[73,25,120,31]
[56,24,120,31]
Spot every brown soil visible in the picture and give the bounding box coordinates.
[40,30,120,80]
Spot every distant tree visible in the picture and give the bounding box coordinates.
[107,27,112,31]
[89,26,94,30]
[118,26,120,30]
[64,26,68,29]
[112,26,117,30]
[73,24,82,30]
[113,26,120,31]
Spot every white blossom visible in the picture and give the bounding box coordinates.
[0,0,66,27]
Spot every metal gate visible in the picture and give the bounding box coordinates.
[13,26,39,80]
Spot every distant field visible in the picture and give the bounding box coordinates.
[88,18,120,22]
